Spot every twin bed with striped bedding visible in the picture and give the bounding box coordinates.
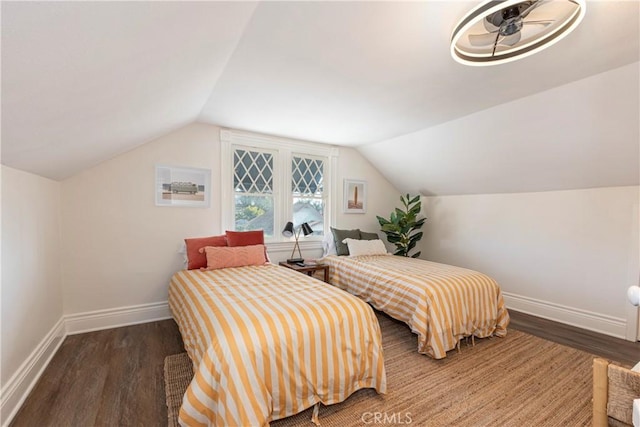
[168,264,387,426]
[321,254,510,359]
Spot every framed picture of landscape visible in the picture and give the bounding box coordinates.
[155,165,211,207]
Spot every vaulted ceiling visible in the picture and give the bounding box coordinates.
[2,1,639,193]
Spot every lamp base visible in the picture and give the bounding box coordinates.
[286,258,304,264]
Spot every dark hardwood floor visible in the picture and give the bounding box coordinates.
[10,320,184,427]
[508,310,639,367]
[10,310,639,426]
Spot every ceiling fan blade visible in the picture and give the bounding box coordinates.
[524,19,555,26]
[499,32,522,46]
[469,32,500,46]
[483,16,499,33]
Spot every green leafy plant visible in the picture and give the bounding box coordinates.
[376,194,426,258]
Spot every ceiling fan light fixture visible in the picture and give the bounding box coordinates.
[450,0,586,66]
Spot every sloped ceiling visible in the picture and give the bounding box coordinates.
[2,1,639,191]
[199,1,638,145]
[1,1,258,179]
[360,62,640,196]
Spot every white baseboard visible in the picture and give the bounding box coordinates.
[0,317,66,427]
[65,301,172,335]
[503,292,627,339]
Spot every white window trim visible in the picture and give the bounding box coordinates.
[220,129,339,252]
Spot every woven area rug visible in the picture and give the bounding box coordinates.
[164,313,594,426]
[164,352,193,427]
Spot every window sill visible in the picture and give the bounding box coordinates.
[266,240,323,253]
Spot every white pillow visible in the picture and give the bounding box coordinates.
[342,238,388,256]
[179,241,188,267]
[322,232,338,257]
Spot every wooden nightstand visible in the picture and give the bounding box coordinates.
[278,261,330,283]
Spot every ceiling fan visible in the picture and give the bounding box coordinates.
[450,0,586,66]
[468,1,555,55]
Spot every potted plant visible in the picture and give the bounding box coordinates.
[376,194,425,258]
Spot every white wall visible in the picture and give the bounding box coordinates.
[1,166,65,422]
[60,123,400,316]
[420,186,639,337]
[335,148,400,234]
[60,124,220,315]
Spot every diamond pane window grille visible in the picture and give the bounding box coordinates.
[234,149,273,194]
[292,156,324,197]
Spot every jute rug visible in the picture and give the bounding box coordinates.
[164,352,194,426]
[164,313,594,426]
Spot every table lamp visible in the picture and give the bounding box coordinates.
[282,221,313,263]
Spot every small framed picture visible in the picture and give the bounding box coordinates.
[155,165,211,207]
[343,179,366,214]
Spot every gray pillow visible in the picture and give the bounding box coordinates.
[331,227,361,256]
[360,231,379,240]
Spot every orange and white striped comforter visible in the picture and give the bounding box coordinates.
[168,265,387,426]
[321,255,510,359]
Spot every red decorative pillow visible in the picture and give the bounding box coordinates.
[200,244,268,270]
[226,230,265,247]
[185,235,227,270]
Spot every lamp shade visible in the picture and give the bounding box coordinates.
[301,222,314,236]
[282,221,294,238]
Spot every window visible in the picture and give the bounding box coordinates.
[291,155,324,236]
[233,148,275,236]
[221,130,337,244]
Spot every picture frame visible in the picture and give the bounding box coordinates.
[155,165,211,208]
[343,179,367,214]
